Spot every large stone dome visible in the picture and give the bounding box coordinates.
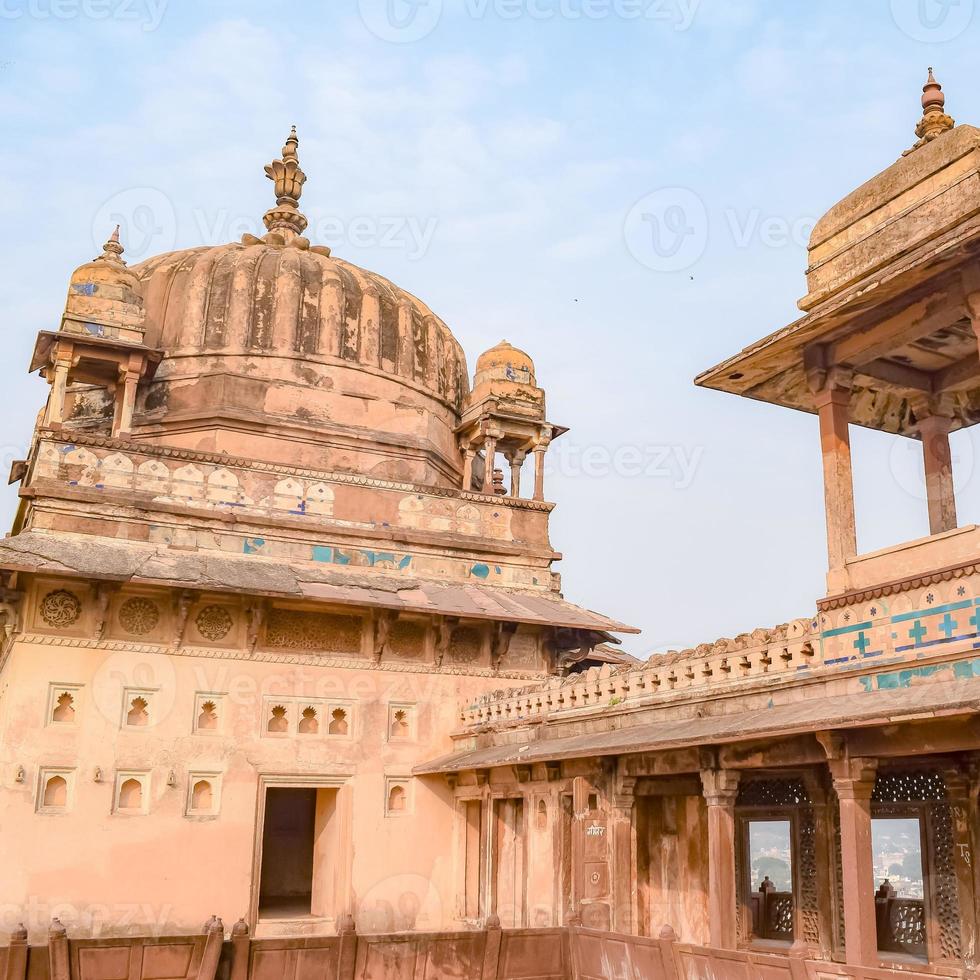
[117,129,470,488]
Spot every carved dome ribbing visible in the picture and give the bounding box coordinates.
[134,242,468,411]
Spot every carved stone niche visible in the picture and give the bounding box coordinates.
[32,580,91,636]
[263,606,364,655]
[385,618,429,660]
[448,623,486,666]
[110,592,167,643]
[189,601,238,647]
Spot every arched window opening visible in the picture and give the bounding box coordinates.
[267,705,288,733]
[43,775,67,808]
[127,696,149,727]
[197,700,218,731]
[328,707,348,736]
[52,692,75,723]
[387,784,407,813]
[191,779,213,811]
[118,778,143,810]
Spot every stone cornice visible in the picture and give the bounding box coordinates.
[817,557,980,611]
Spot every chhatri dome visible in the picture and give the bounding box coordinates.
[473,340,536,387]
[35,127,565,500]
[78,128,475,488]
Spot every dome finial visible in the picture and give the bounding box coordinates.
[99,225,126,264]
[263,125,308,239]
[909,66,954,152]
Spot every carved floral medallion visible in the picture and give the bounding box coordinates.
[40,590,81,629]
[119,597,160,636]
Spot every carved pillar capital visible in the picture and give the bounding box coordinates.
[611,776,637,814]
[700,768,741,807]
[827,757,877,800]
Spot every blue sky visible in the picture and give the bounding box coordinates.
[2,0,979,655]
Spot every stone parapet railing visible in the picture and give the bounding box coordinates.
[3,919,941,979]
[461,555,980,729]
[459,618,819,727]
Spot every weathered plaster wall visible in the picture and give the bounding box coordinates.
[0,632,534,942]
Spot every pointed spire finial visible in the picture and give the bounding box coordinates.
[100,225,126,263]
[263,125,308,239]
[909,66,954,152]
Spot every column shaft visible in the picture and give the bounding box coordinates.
[918,414,957,534]
[700,769,741,949]
[815,385,857,573]
[45,359,71,427]
[830,759,878,967]
[482,437,497,494]
[533,447,546,501]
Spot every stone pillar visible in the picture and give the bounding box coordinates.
[944,770,976,966]
[969,760,980,949]
[482,436,498,495]
[917,412,957,535]
[48,918,69,980]
[801,771,835,960]
[5,923,27,980]
[509,452,526,498]
[533,446,547,501]
[44,353,72,427]
[700,768,741,949]
[230,918,250,980]
[114,368,141,438]
[813,374,857,579]
[829,757,878,967]
[462,448,476,492]
[967,290,980,355]
[611,776,637,934]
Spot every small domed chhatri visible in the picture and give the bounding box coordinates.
[30,226,161,436]
[458,338,564,497]
[473,340,536,387]
[60,226,146,343]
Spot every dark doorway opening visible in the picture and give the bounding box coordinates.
[259,787,317,918]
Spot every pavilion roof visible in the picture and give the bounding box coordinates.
[0,529,638,635]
